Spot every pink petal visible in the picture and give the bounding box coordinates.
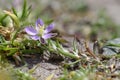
[36,18,44,27]
[25,26,37,35]
[44,23,54,33]
[42,33,57,39]
[30,35,40,40]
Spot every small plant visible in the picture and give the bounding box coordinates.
[0,59,35,80]
[1,0,120,80]
[0,68,35,80]
[59,67,96,80]
[25,18,57,43]
[0,0,81,64]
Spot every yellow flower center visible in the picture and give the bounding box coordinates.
[38,25,45,36]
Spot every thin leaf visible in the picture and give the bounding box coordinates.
[21,0,27,20]
[2,46,18,56]
[26,5,32,18]
[12,7,18,17]
[11,28,21,43]
[4,10,20,27]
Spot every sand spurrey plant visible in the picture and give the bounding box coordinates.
[25,18,57,44]
[0,0,81,62]
[24,18,80,59]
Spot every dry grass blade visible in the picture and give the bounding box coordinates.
[85,41,97,59]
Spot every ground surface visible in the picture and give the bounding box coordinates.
[18,0,120,80]
[1,0,120,80]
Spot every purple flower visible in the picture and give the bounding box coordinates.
[25,18,57,43]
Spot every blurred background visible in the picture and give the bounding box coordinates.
[0,0,120,41]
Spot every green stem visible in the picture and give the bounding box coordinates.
[11,28,21,44]
[57,48,79,59]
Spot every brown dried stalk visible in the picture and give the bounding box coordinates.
[85,41,97,59]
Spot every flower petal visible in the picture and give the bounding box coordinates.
[40,37,46,44]
[30,35,40,40]
[44,23,54,33]
[42,33,57,39]
[25,26,37,35]
[36,18,44,27]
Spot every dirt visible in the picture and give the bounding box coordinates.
[15,53,63,80]
[32,63,62,80]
